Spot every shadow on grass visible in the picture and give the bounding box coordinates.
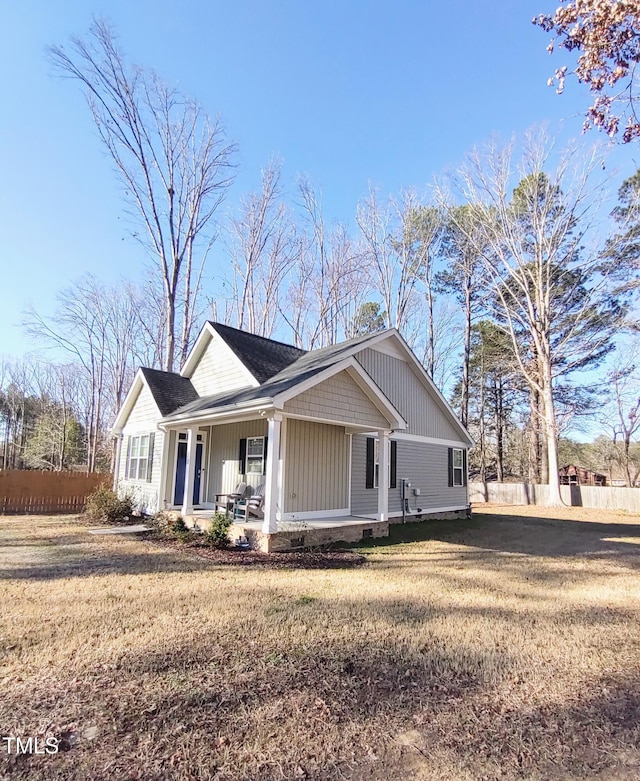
[0,548,218,581]
[0,535,366,581]
[353,512,640,565]
[3,619,640,781]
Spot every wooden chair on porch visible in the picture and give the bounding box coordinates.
[214,482,249,514]
[234,483,265,522]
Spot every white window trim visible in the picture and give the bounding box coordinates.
[373,438,392,489]
[127,434,151,482]
[453,448,464,487]
[246,436,266,475]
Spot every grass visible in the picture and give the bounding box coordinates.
[1,505,639,780]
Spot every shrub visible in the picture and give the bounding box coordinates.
[85,484,134,523]
[153,510,173,528]
[167,516,191,539]
[204,512,233,549]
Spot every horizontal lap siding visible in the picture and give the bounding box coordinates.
[125,385,159,428]
[351,435,467,515]
[350,435,378,515]
[284,419,348,514]
[117,430,165,514]
[391,440,467,512]
[189,333,254,396]
[356,348,461,440]
[118,384,164,514]
[284,371,389,428]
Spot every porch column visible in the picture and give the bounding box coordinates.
[377,429,390,522]
[262,414,282,534]
[181,426,198,518]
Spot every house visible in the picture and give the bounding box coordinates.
[112,323,473,549]
[559,464,607,487]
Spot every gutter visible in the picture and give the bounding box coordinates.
[157,399,275,429]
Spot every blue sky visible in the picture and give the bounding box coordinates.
[1,0,637,364]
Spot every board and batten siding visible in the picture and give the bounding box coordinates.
[189,333,255,396]
[117,383,164,514]
[204,420,269,500]
[283,370,390,428]
[283,419,349,515]
[356,348,463,441]
[350,435,468,516]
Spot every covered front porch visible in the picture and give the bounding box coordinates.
[183,509,390,552]
[158,411,397,538]
[156,359,406,540]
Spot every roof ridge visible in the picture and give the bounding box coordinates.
[141,366,184,377]
[208,322,307,354]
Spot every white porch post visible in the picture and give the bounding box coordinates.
[377,429,390,522]
[181,427,198,518]
[262,414,282,534]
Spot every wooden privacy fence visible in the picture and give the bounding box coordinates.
[0,470,110,514]
[470,481,640,514]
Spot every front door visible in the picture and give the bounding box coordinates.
[173,434,204,506]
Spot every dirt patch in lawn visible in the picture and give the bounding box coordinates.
[1,509,640,780]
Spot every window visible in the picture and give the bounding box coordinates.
[366,437,397,489]
[178,432,203,443]
[126,434,154,481]
[246,436,265,474]
[452,448,463,486]
[373,439,386,488]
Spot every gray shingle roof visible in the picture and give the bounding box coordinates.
[163,330,387,421]
[208,322,306,383]
[140,368,199,416]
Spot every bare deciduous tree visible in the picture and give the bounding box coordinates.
[282,179,364,349]
[604,344,640,486]
[447,133,622,504]
[356,188,421,333]
[50,20,236,371]
[227,161,300,337]
[25,276,142,470]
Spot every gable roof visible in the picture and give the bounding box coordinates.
[208,322,306,383]
[115,324,472,446]
[140,368,199,416]
[112,368,199,433]
[161,330,403,424]
[161,354,406,429]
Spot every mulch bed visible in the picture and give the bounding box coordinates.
[144,531,367,569]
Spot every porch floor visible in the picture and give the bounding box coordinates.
[184,511,389,552]
[187,511,377,532]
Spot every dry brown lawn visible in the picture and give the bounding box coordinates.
[1,504,640,780]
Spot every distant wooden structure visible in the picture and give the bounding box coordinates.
[558,464,606,487]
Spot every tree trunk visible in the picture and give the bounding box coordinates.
[624,436,632,487]
[478,367,486,482]
[461,277,471,427]
[528,389,539,483]
[541,368,562,505]
[495,378,505,482]
[165,290,176,373]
